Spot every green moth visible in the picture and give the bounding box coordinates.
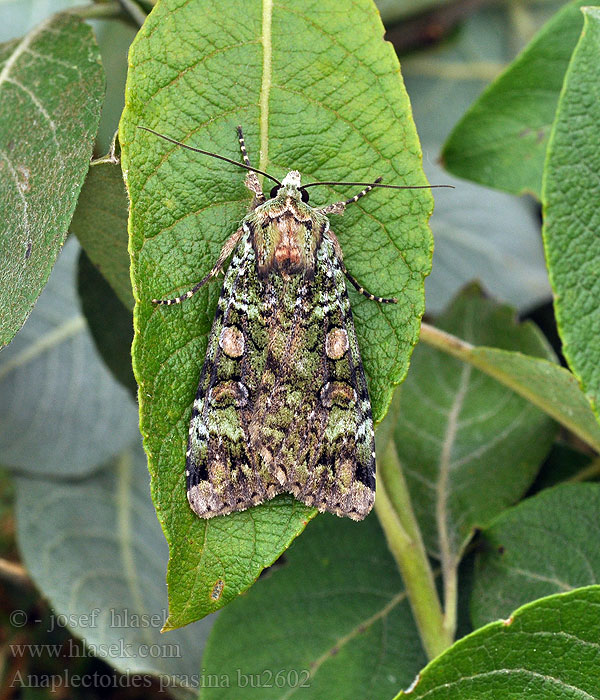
[142,126,436,521]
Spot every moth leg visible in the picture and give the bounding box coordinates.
[327,229,397,304]
[152,227,243,305]
[236,126,265,206]
[318,177,383,215]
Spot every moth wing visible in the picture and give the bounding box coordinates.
[283,234,376,520]
[186,230,283,518]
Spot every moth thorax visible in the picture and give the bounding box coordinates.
[272,215,309,275]
[281,170,301,188]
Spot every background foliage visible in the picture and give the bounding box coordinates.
[1,0,599,698]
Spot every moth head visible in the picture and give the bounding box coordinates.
[270,170,310,203]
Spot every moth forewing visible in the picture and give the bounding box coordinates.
[150,129,399,521]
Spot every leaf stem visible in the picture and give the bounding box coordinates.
[65,3,124,20]
[115,0,148,26]
[419,321,474,356]
[0,557,30,586]
[442,560,458,641]
[375,440,453,659]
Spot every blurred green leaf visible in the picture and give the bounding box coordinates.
[542,6,600,418]
[462,348,600,450]
[71,159,133,310]
[397,286,556,568]
[120,0,434,628]
[0,12,104,347]
[77,249,135,396]
[0,239,138,478]
[15,439,214,683]
[0,1,82,42]
[402,8,552,313]
[403,7,513,150]
[442,0,588,197]
[472,483,600,626]
[376,0,453,26]
[93,17,137,152]
[395,586,600,699]
[200,513,427,699]
[423,162,550,315]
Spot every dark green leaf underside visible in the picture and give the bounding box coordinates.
[77,250,136,396]
[530,442,594,493]
[397,286,556,565]
[473,483,600,626]
[71,159,133,310]
[0,13,104,347]
[200,513,427,699]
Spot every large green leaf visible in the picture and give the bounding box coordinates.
[396,287,557,569]
[0,12,104,347]
[15,440,214,684]
[472,483,600,626]
[120,0,433,628]
[200,513,427,700]
[442,0,588,197]
[395,586,600,699]
[0,239,139,477]
[543,6,600,418]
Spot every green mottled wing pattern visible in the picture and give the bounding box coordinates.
[250,232,376,520]
[186,227,284,516]
[186,225,376,521]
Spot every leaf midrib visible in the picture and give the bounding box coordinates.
[436,361,471,567]
[259,0,272,176]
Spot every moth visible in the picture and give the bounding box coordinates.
[142,126,440,521]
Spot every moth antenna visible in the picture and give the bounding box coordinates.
[303,180,454,190]
[137,126,282,186]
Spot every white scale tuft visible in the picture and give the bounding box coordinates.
[281,170,301,188]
